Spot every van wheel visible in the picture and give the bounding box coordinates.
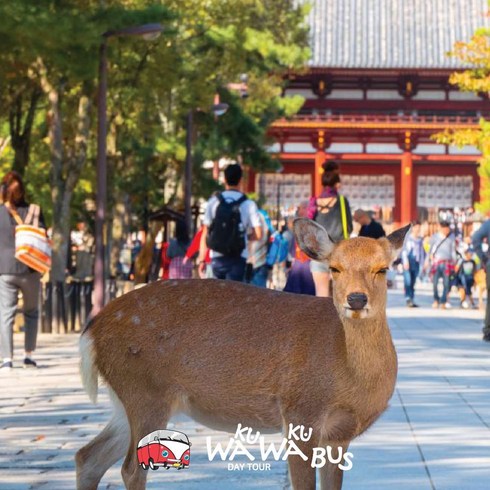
[141,462,148,470]
[149,459,158,470]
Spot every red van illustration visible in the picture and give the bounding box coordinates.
[137,429,191,470]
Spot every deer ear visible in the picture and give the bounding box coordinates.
[385,224,411,260]
[293,218,335,261]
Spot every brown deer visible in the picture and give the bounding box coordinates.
[76,219,409,490]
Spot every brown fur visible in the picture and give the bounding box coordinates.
[76,219,409,490]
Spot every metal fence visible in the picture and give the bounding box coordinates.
[38,278,134,334]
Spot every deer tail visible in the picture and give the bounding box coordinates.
[79,324,98,404]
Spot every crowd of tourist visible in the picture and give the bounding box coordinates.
[1,162,490,372]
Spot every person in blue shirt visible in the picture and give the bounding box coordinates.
[401,222,426,307]
[471,219,490,341]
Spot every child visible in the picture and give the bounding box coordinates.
[456,248,477,309]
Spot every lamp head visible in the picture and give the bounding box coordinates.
[212,103,229,117]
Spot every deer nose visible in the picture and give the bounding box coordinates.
[347,293,368,310]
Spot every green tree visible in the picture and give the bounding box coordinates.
[0,1,172,281]
[434,25,490,213]
[0,0,309,283]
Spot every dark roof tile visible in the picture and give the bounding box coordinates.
[307,0,490,68]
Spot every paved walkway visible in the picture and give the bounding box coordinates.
[1,281,489,489]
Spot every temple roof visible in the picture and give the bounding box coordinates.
[307,0,490,69]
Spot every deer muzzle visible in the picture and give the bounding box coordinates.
[346,292,368,311]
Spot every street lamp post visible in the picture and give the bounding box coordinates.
[183,96,229,233]
[184,110,193,234]
[93,23,163,316]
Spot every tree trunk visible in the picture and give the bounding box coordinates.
[37,58,91,285]
[41,80,65,283]
[9,87,42,176]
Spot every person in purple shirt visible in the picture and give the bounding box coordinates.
[306,161,353,297]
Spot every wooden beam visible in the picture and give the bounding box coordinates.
[277,153,479,163]
[272,120,479,131]
[314,151,326,196]
[400,152,414,224]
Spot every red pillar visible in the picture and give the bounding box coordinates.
[314,150,326,196]
[400,151,413,224]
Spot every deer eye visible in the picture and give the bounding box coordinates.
[376,268,389,275]
[330,267,341,274]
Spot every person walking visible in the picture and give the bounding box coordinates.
[183,226,211,278]
[353,209,386,239]
[401,221,425,307]
[0,171,46,371]
[245,208,270,288]
[471,218,490,341]
[428,221,457,309]
[283,201,316,296]
[198,164,262,282]
[307,161,353,297]
[167,220,193,279]
[456,247,477,309]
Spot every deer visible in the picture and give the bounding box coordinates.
[76,218,410,490]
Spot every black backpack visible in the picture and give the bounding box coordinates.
[314,195,353,243]
[206,193,248,257]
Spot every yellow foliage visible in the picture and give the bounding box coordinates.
[434,31,490,212]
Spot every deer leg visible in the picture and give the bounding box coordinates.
[122,432,148,490]
[76,389,130,490]
[317,408,357,490]
[287,437,317,490]
[318,441,350,490]
[121,402,173,490]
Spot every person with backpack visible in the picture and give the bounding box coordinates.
[306,161,353,297]
[198,164,262,282]
[427,221,457,309]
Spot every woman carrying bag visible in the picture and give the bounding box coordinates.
[0,171,49,372]
[307,161,353,297]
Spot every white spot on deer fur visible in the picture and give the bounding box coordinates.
[115,311,123,320]
[132,315,141,325]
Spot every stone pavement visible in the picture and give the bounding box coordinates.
[1,281,489,489]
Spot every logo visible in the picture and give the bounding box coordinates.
[137,429,191,471]
[207,424,353,472]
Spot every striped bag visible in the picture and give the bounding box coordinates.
[7,204,52,274]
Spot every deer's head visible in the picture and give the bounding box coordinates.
[294,219,410,320]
